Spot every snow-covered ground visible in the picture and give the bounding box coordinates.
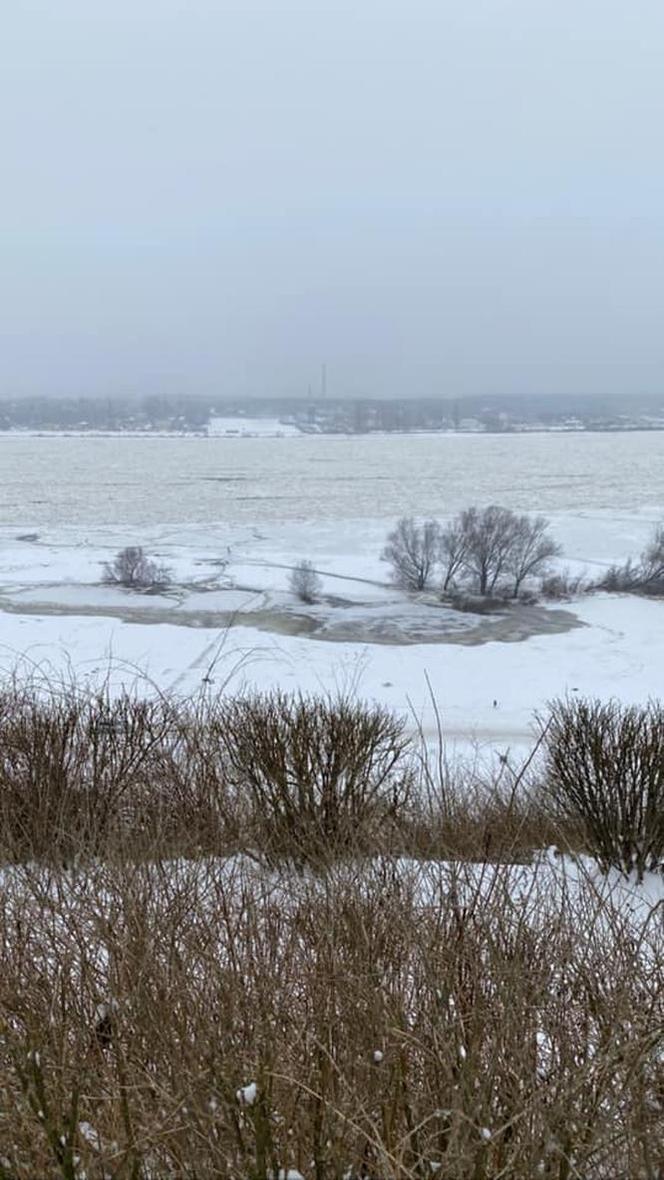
[0,511,661,759]
[207,416,301,437]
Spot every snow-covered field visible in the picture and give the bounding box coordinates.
[207,415,301,437]
[0,503,661,757]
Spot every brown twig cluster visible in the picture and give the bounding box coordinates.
[0,857,661,1178]
[0,684,658,1175]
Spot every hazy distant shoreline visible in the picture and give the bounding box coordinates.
[2,425,664,440]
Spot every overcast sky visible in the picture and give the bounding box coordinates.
[2,0,664,400]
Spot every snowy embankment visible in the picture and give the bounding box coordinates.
[4,846,664,931]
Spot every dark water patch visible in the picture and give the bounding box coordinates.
[0,596,582,648]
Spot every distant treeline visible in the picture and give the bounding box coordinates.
[0,394,211,431]
[0,391,663,433]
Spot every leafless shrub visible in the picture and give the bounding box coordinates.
[598,524,664,596]
[0,686,233,864]
[641,523,664,588]
[0,856,660,1177]
[0,685,660,1173]
[599,559,640,592]
[541,696,664,879]
[447,590,509,614]
[0,679,570,870]
[289,559,323,603]
[103,545,172,590]
[540,567,587,599]
[404,704,577,864]
[219,692,413,867]
[382,517,441,591]
[0,681,647,880]
[403,776,567,864]
[0,684,563,870]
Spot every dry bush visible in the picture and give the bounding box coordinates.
[0,685,661,1175]
[289,560,323,604]
[0,685,582,871]
[0,689,165,863]
[103,545,172,590]
[402,777,568,864]
[0,687,234,865]
[444,590,507,614]
[540,568,587,600]
[219,692,413,867]
[0,859,660,1177]
[401,722,579,865]
[598,524,664,597]
[596,558,641,593]
[541,697,664,879]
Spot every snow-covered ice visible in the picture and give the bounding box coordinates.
[0,511,662,756]
[0,427,663,757]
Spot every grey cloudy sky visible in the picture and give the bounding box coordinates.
[1,0,664,399]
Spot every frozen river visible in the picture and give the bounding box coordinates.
[0,429,662,749]
[1,430,663,527]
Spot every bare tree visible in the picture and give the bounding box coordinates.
[289,560,323,604]
[640,524,664,590]
[103,546,172,590]
[507,513,561,597]
[384,507,561,600]
[457,505,520,597]
[381,517,441,591]
[439,517,469,592]
[599,522,664,596]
